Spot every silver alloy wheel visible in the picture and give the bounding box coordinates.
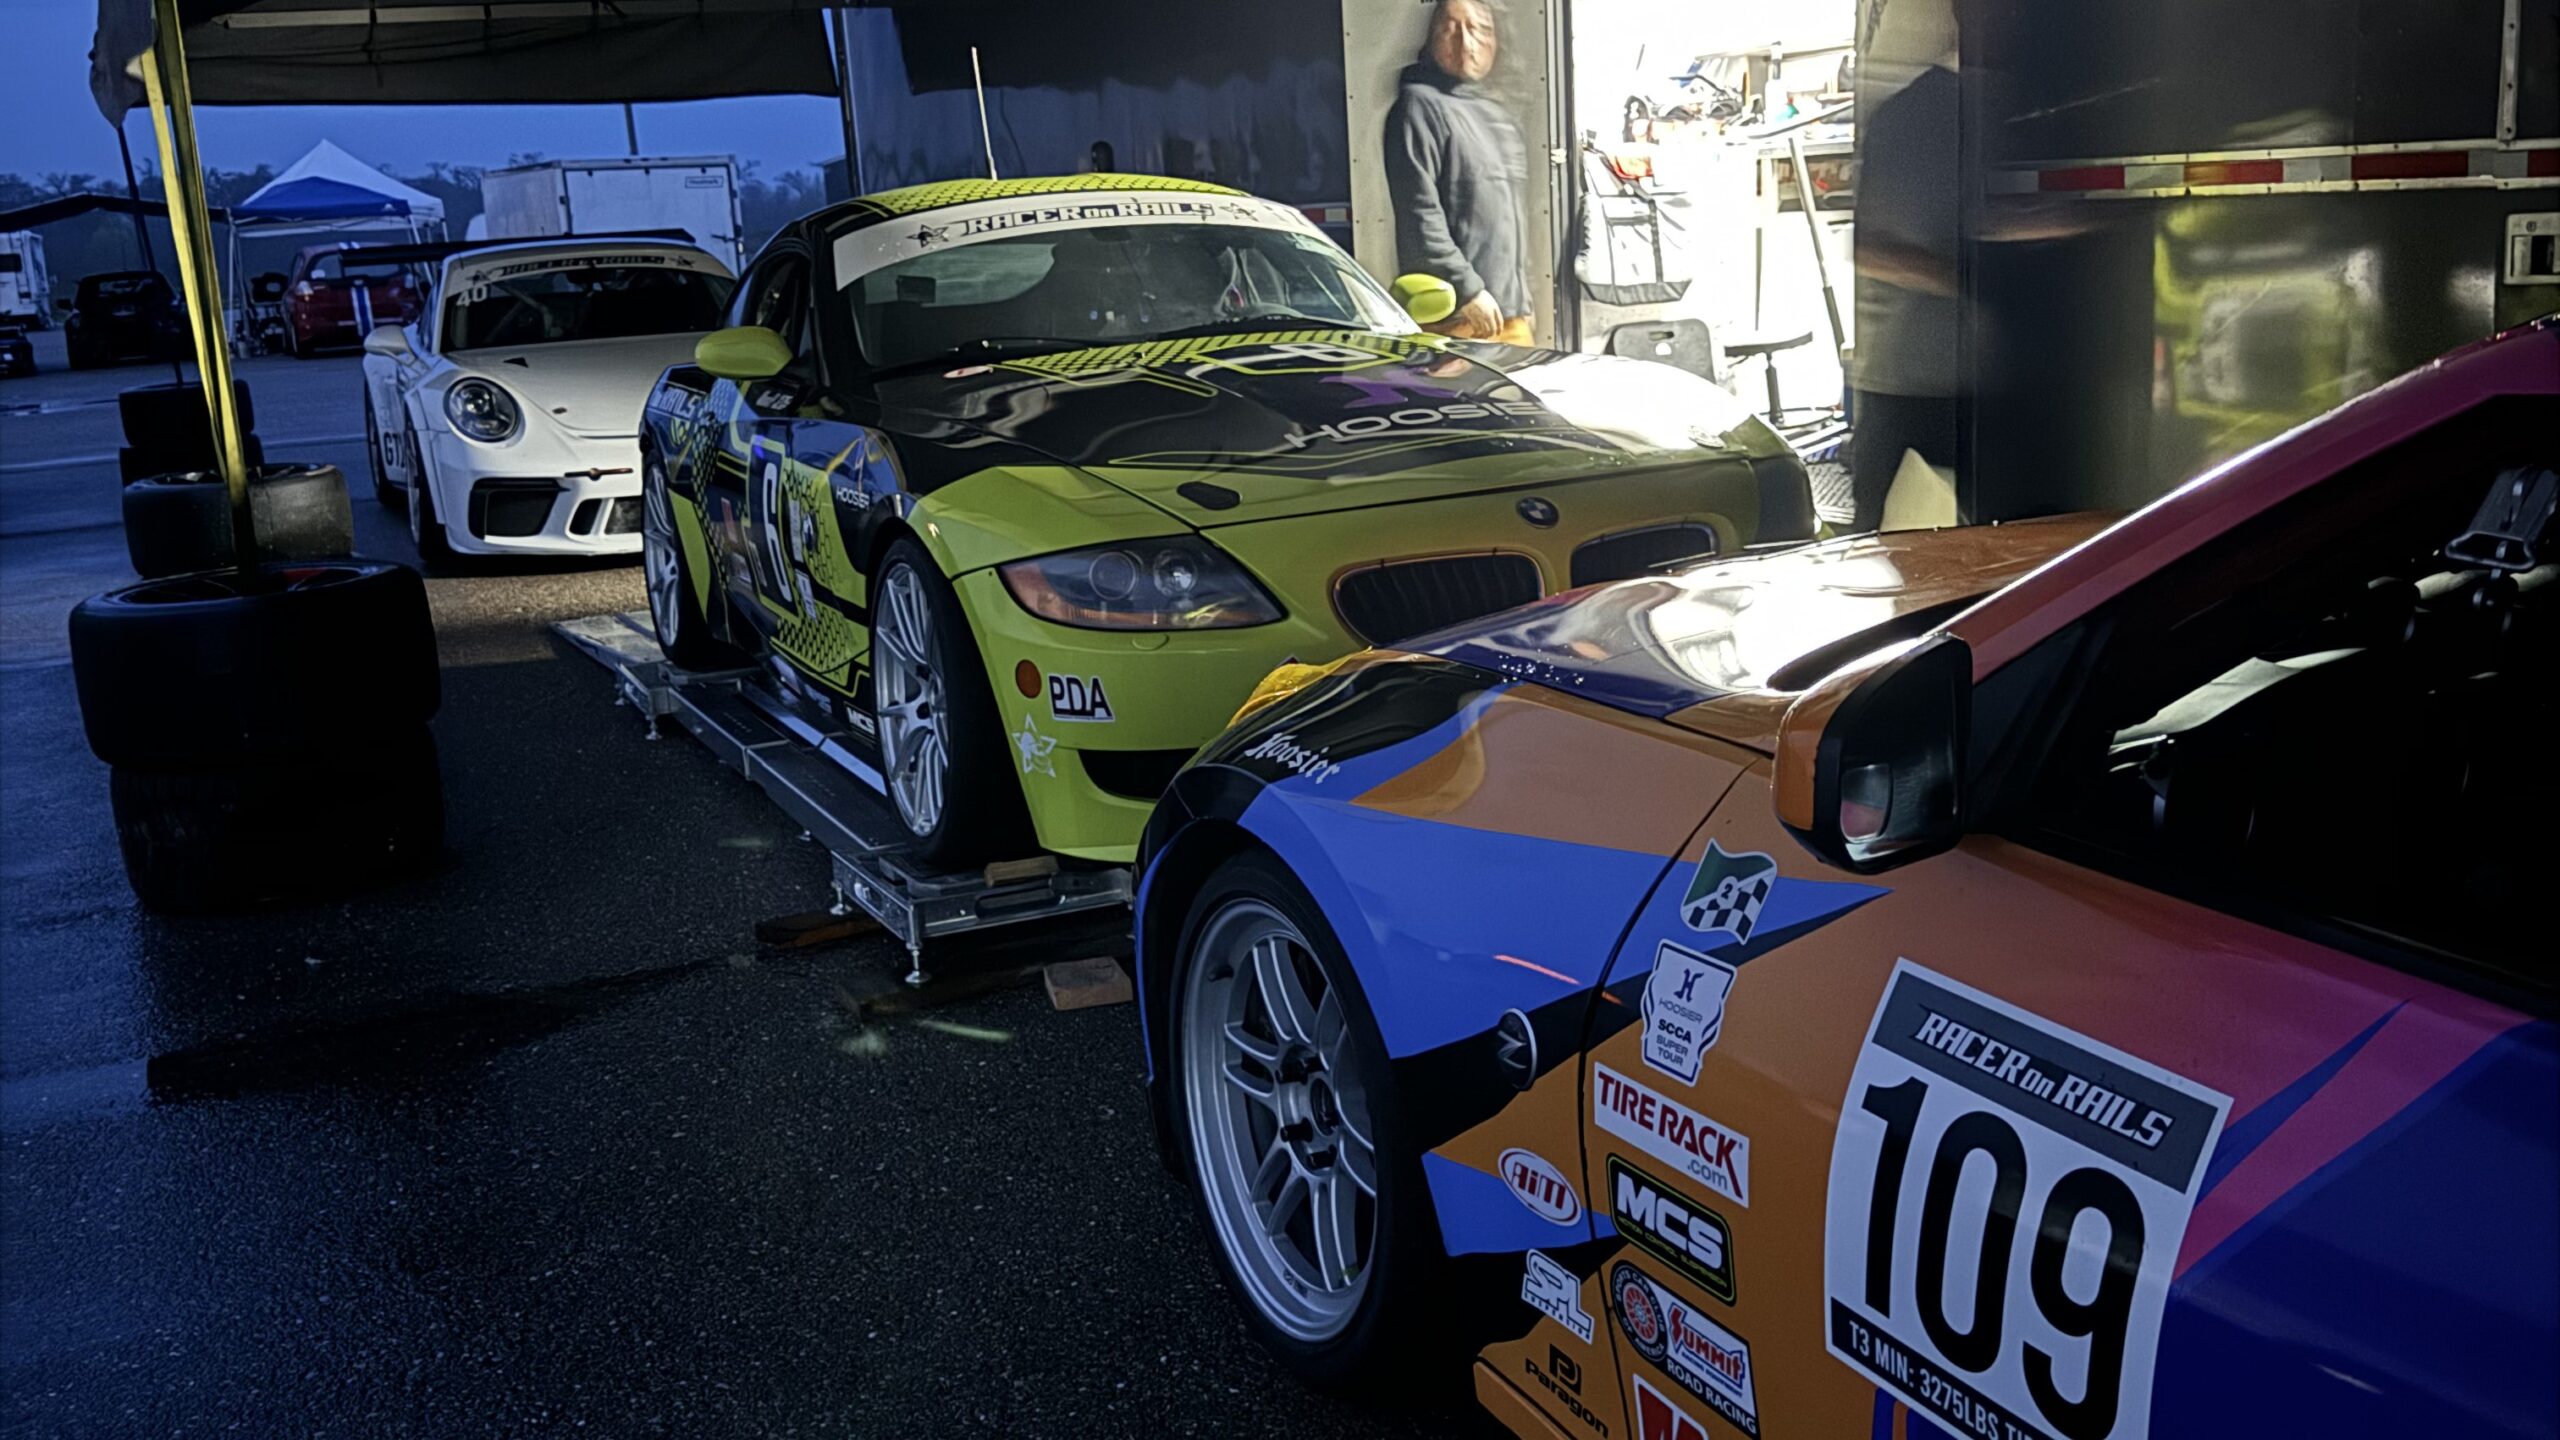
[641,463,682,648]
[1181,896,1380,1342]
[874,562,948,836]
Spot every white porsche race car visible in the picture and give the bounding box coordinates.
[359,238,736,560]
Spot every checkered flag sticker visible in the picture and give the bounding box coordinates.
[1680,841,1779,943]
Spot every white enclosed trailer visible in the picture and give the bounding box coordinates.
[0,232,53,326]
[478,157,744,271]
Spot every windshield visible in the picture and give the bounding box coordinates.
[307,253,415,284]
[446,264,736,350]
[840,223,1411,370]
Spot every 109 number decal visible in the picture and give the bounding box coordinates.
[1823,961,2229,1440]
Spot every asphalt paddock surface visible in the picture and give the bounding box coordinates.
[1,341,1479,1437]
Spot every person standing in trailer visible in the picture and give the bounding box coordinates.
[1385,0,1534,345]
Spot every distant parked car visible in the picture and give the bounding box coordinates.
[285,244,428,358]
[64,271,186,370]
[0,323,34,378]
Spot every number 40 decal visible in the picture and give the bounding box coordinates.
[1822,961,2229,1440]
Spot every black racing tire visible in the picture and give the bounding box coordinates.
[364,391,398,505]
[117,379,255,449]
[119,462,353,579]
[69,559,439,771]
[873,536,1033,866]
[641,452,749,672]
[1165,849,1461,1396]
[109,725,444,912]
[120,430,265,484]
[407,452,458,568]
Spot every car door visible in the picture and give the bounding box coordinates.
[1567,424,2553,1440]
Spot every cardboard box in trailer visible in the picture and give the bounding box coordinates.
[1,232,53,326]
[479,158,745,271]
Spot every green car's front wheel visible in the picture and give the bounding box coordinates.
[873,538,1031,865]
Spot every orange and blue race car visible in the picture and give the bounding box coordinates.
[1133,318,2557,1440]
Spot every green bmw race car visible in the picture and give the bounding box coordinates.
[637,174,1817,865]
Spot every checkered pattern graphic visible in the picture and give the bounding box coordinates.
[997,330,1426,383]
[1680,841,1779,943]
[1682,874,1772,941]
[845,173,1243,223]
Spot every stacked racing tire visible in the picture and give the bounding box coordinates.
[68,560,445,911]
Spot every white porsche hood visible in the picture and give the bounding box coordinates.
[446,333,701,438]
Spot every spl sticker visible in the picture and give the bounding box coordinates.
[1610,1262,1760,1436]
[1498,1147,1582,1226]
[1822,959,2231,1440]
[1593,1063,1750,1207]
[1640,941,1737,1085]
[1048,673,1115,723]
[1521,1250,1594,1343]
[1680,841,1777,943]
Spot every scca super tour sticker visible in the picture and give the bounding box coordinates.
[1822,959,2230,1440]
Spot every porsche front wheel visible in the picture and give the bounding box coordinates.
[871,538,1029,864]
[642,457,747,672]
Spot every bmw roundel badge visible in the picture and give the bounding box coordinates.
[1516,496,1559,528]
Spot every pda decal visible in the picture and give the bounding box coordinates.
[1608,1157,1734,1304]
[1639,941,1736,1085]
[1593,1064,1750,1207]
[1521,1250,1594,1343]
[1680,842,1776,943]
[1048,673,1115,723]
[1011,713,1058,777]
[1610,1262,1759,1436]
[1498,1147,1582,1226]
[1822,959,2231,1440]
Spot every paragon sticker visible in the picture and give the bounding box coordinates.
[1527,1343,1607,1436]
[1639,941,1736,1085]
[1608,1157,1734,1304]
[1522,1250,1594,1343]
[1822,959,2231,1440]
[1680,841,1777,943]
[1498,1147,1582,1226]
[1048,673,1115,723]
[1593,1064,1750,1207]
[1610,1263,1759,1436]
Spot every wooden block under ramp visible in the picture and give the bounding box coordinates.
[1044,957,1134,1011]
[755,908,883,949]
[984,855,1061,886]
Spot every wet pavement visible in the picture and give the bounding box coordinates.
[0,343,1477,1437]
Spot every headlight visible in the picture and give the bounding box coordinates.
[444,378,521,443]
[999,537,1282,630]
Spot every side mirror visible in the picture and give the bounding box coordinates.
[362,324,413,359]
[696,325,792,382]
[1390,273,1457,326]
[1773,633,1971,873]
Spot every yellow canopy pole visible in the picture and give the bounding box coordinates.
[135,0,254,556]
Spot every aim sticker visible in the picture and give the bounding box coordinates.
[1640,941,1736,1085]
[1498,1147,1582,1226]
[1522,1250,1594,1343]
[1594,1064,1750,1207]
[1611,1262,1760,1436]
[1680,841,1777,943]
[1011,713,1058,777]
[1823,959,2231,1440]
[1047,673,1116,723]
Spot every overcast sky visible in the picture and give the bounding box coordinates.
[0,0,847,183]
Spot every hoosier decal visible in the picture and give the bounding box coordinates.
[1593,1064,1750,1207]
[1639,941,1736,1085]
[1822,959,2231,1440]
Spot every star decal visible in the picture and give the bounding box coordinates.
[1012,713,1057,777]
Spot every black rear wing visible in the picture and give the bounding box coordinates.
[339,231,704,270]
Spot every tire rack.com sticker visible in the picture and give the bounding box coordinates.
[1822,959,2231,1440]
[1593,1063,1750,1207]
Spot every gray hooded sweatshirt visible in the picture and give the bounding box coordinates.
[1384,61,1530,318]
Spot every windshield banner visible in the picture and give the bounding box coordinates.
[830,191,1320,288]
